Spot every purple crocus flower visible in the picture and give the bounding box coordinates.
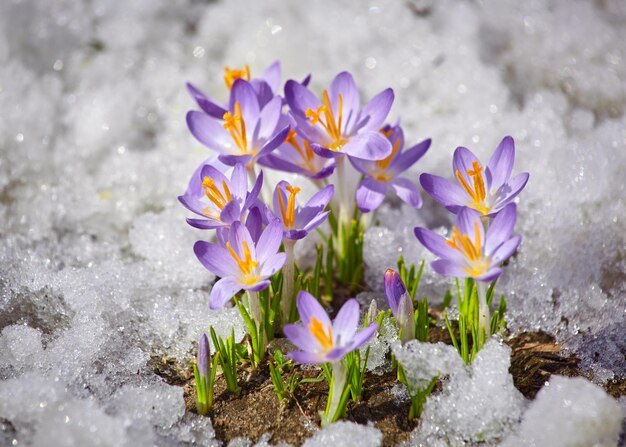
[267,181,334,240]
[194,219,287,309]
[259,129,335,179]
[187,79,290,168]
[178,163,263,230]
[283,291,378,364]
[384,269,415,343]
[285,71,394,161]
[414,203,521,282]
[197,333,210,379]
[420,136,529,216]
[352,124,431,212]
[186,61,283,119]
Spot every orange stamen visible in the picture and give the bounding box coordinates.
[224,65,251,89]
[304,90,346,151]
[226,241,258,276]
[376,137,401,171]
[277,184,301,228]
[308,316,333,351]
[455,161,490,215]
[223,102,248,154]
[202,177,232,210]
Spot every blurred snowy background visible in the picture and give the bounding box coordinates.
[0,0,625,445]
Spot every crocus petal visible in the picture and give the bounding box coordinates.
[229,79,260,124]
[485,203,517,255]
[301,210,330,233]
[255,218,284,263]
[384,269,406,315]
[243,279,271,292]
[262,60,281,92]
[245,206,263,243]
[229,163,248,200]
[251,80,274,109]
[475,267,502,283]
[283,324,319,352]
[260,252,287,277]
[332,299,359,346]
[330,72,360,132]
[347,324,378,351]
[359,88,394,132]
[200,164,230,188]
[256,96,282,143]
[491,235,522,264]
[243,170,264,212]
[420,173,468,208]
[220,200,241,225]
[186,111,230,152]
[390,138,431,174]
[209,276,242,309]
[218,153,253,167]
[186,217,224,230]
[414,227,461,260]
[342,131,392,161]
[286,350,327,365]
[285,229,308,240]
[311,143,343,159]
[452,146,481,180]
[326,346,352,362]
[257,126,290,159]
[310,164,336,179]
[455,207,484,241]
[186,82,227,119]
[356,177,387,213]
[296,291,331,328]
[229,221,257,260]
[295,185,334,228]
[194,241,238,278]
[431,259,468,278]
[284,80,321,117]
[493,172,529,210]
[486,136,515,189]
[390,177,422,209]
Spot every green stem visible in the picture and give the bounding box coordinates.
[477,280,490,342]
[281,239,297,323]
[323,361,347,427]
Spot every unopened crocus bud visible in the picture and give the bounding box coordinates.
[197,333,210,379]
[384,269,415,343]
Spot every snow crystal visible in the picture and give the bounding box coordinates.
[406,341,526,446]
[302,421,382,447]
[501,376,624,447]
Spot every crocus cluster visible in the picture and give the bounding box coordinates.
[415,136,528,338]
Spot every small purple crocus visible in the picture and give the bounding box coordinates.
[268,181,334,240]
[187,61,283,119]
[259,129,335,180]
[420,136,529,217]
[179,163,263,230]
[285,71,394,161]
[414,203,521,282]
[352,124,431,212]
[194,219,287,309]
[197,333,210,379]
[283,291,378,364]
[187,79,290,168]
[384,269,415,343]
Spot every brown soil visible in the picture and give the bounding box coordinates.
[153,327,625,446]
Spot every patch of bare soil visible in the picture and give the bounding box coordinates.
[153,327,624,446]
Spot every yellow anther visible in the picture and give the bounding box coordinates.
[226,241,258,277]
[223,102,249,154]
[224,65,251,89]
[455,161,490,215]
[308,316,333,351]
[380,128,394,138]
[304,90,346,151]
[446,222,490,276]
[277,183,301,228]
[202,176,232,210]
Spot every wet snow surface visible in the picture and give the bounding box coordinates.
[0,0,625,445]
